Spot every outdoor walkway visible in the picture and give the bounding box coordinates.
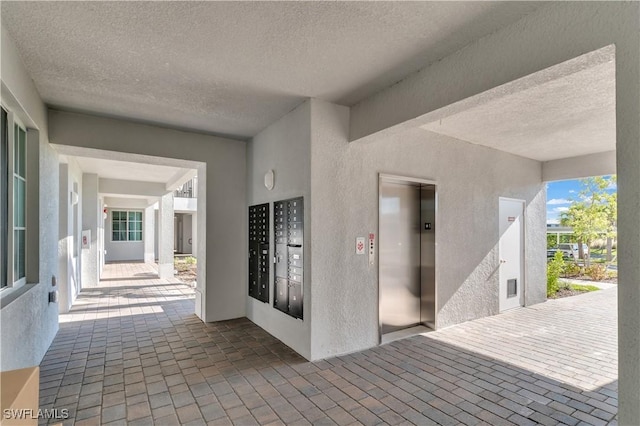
[39,264,617,425]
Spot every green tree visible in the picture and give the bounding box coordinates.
[560,175,616,267]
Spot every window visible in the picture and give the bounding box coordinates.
[1,109,27,288]
[112,211,142,241]
[1,109,7,288]
[13,123,26,284]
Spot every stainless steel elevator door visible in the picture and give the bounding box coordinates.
[420,186,436,327]
[379,181,421,334]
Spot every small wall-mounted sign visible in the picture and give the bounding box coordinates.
[508,216,516,222]
[356,237,365,255]
[424,222,432,230]
[82,229,91,249]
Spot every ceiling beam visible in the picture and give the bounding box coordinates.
[103,196,156,209]
[99,178,168,198]
[542,151,616,182]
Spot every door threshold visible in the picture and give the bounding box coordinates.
[381,325,433,345]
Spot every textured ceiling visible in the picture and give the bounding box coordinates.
[1,1,542,139]
[421,59,616,162]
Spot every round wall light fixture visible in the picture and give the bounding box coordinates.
[264,169,275,190]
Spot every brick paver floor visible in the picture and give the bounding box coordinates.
[39,263,618,425]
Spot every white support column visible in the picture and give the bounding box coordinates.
[57,164,71,313]
[81,173,99,287]
[616,13,640,423]
[144,205,155,263]
[157,193,174,279]
[98,197,105,277]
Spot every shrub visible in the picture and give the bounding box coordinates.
[585,264,607,281]
[547,251,564,297]
[185,256,197,265]
[562,261,582,278]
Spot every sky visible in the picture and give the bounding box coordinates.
[546,175,616,224]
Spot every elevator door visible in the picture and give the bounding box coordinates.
[379,181,421,334]
[420,186,436,327]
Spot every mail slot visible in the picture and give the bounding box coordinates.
[288,273,301,283]
[248,203,270,303]
[288,282,303,319]
[274,278,289,312]
[288,266,302,275]
[288,201,303,215]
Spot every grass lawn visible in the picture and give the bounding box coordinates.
[568,283,600,292]
[549,281,601,299]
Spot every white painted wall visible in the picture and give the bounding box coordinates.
[245,98,545,362]
[0,26,59,371]
[104,208,144,262]
[48,110,246,322]
[246,101,312,359]
[309,99,546,360]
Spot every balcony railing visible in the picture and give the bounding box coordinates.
[174,177,197,198]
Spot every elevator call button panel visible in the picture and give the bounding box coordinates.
[248,203,270,303]
[273,197,304,320]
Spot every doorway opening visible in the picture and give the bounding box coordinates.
[378,175,436,341]
[54,144,203,318]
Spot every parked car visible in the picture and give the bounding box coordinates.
[547,243,589,259]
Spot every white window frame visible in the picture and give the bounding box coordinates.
[0,107,8,289]
[2,109,27,290]
[111,210,143,242]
